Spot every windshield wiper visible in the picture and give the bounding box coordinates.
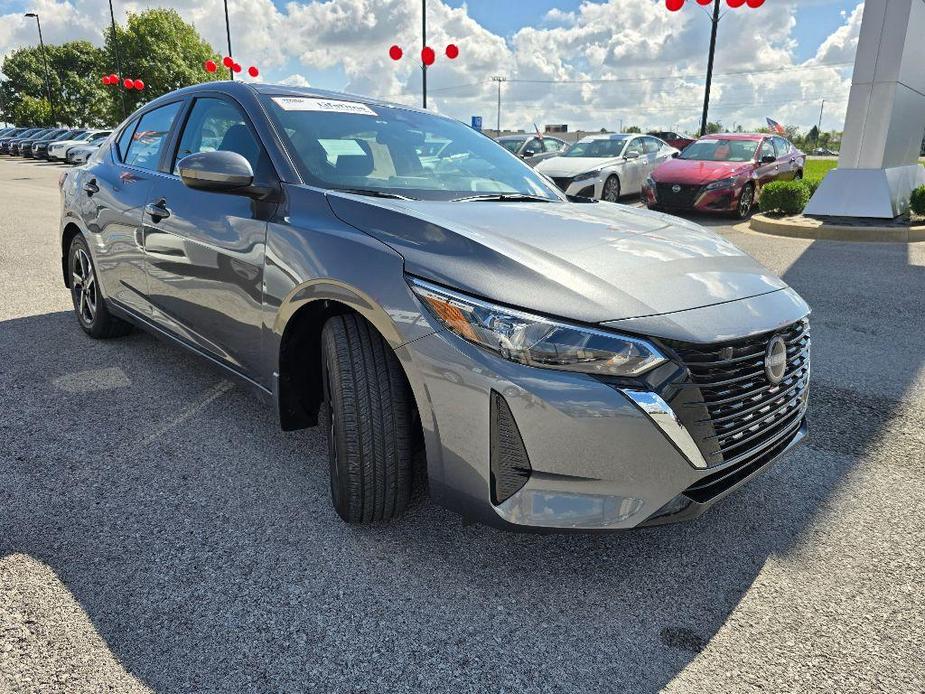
[451,193,557,203]
[330,187,417,201]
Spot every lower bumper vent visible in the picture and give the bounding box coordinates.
[490,390,532,504]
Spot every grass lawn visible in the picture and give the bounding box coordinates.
[805,158,838,184]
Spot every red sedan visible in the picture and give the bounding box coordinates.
[642,134,805,219]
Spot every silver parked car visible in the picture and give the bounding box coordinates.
[59,83,810,531]
[496,134,569,167]
[66,140,106,164]
[535,133,677,201]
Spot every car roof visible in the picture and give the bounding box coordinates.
[699,133,773,141]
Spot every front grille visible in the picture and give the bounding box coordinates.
[667,319,810,480]
[551,177,574,192]
[655,182,702,208]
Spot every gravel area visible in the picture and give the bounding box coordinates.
[1,158,923,693]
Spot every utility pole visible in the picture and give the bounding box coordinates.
[816,98,825,146]
[108,0,125,119]
[421,0,427,108]
[24,12,56,124]
[491,76,505,133]
[699,0,721,137]
[224,0,234,80]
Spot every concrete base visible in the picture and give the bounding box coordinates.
[805,164,925,218]
[747,213,925,243]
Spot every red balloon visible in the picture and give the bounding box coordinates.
[666,0,684,10]
[697,0,711,4]
[109,74,118,83]
[134,80,144,90]
[204,59,217,73]
[223,56,234,68]
[123,78,133,88]
[233,63,242,73]
[746,0,765,6]
[389,44,403,61]
[726,0,746,6]
[445,44,459,59]
[421,46,436,66]
[248,66,259,77]
[101,75,109,85]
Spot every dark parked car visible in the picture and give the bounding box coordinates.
[21,128,70,157]
[34,129,86,159]
[1,127,43,154]
[495,134,569,167]
[59,83,810,531]
[648,131,696,151]
[642,133,806,218]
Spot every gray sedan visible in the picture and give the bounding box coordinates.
[59,82,809,531]
[496,134,569,167]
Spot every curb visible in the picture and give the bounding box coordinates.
[748,213,925,243]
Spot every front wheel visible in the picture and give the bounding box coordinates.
[68,235,132,339]
[321,314,415,523]
[735,183,755,220]
[602,175,621,202]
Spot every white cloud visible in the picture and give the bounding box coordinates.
[0,0,863,135]
[279,73,311,87]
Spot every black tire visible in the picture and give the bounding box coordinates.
[735,183,755,220]
[794,169,803,180]
[321,313,415,523]
[68,235,132,339]
[602,175,621,202]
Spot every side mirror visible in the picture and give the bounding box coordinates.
[624,151,640,159]
[761,154,777,164]
[178,150,254,193]
[522,149,537,158]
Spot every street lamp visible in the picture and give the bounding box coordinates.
[224,0,234,80]
[107,0,126,119]
[24,12,56,124]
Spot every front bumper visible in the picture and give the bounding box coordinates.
[642,180,744,214]
[399,307,809,532]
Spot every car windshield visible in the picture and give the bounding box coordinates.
[264,96,559,201]
[680,139,759,162]
[498,138,526,153]
[87,131,110,142]
[562,138,627,158]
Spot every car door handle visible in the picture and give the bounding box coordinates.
[144,199,171,221]
[83,180,99,196]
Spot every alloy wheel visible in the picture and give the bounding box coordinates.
[738,185,754,218]
[603,176,620,202]
[71,248,97,325]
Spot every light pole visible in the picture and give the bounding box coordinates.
[223,0,234,80]
[491,75,505,133]
[699,0,721,137]
[421,0,427,108]
[24,12,56,124]
[107,0,126,119]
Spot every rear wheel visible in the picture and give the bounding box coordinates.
[321,314,415,523]
[602,175,621,202]
[735,183,755,219]
[68,235,132,339]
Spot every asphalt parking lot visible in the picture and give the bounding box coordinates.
[1,157,923,693]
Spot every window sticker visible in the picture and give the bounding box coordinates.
[272,97,377,116]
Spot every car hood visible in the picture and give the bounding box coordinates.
[535,157,621,177]
[653,158,755,185]
[325,193,788,324]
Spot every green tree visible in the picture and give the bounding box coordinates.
[705,121,724,134]
[105,8,223,121]
[624,125,642,133]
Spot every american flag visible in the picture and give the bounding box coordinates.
[766,117,785,135]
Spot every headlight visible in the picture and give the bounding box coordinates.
[573,169,602,183]
[704,176,738,191]
[409,278,667,377]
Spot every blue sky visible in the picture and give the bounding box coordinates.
[1,0,864,133]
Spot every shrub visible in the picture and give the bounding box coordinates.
[759,180,811,215]
[801,177,821,196]
[910,185,925,215]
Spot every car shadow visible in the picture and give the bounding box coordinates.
[1,237,921,692]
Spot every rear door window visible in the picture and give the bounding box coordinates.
[123,101,183,171]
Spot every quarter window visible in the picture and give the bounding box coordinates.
[115,118,139,162]
[172,97,270,179]
[122,101,182,171]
